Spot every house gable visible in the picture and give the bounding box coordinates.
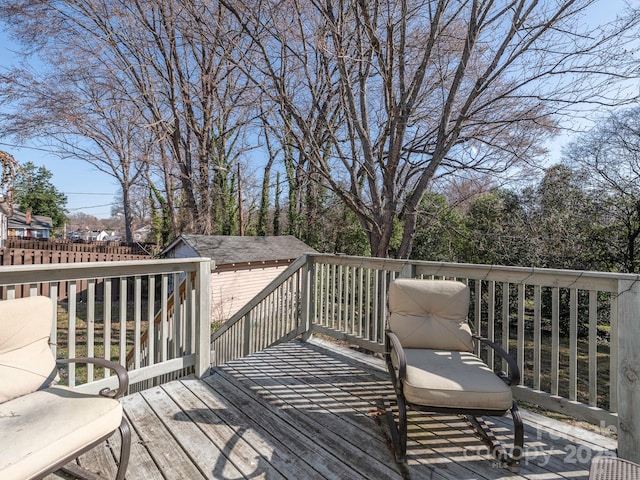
[6,209,53,239]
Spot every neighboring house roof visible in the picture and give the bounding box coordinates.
[163,234,318,266]
[7,209,53,231]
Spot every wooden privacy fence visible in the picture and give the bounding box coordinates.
[5,237,152,255]
[0,246,152,300]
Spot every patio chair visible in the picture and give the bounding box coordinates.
[384,278,523,472]
[0,295,131,480]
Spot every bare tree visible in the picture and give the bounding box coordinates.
[0,0,258,237]
[222,0,639,257]
[565,106,640,273]
[0,150,19,211]
[0,62,152,242]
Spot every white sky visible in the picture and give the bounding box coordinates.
[0,0,638,218]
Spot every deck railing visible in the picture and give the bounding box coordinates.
[5,253,640,462]
[0,258,211,393]
[212,253,640,463]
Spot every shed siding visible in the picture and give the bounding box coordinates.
[165,242,199,260]
[211,264,289,322]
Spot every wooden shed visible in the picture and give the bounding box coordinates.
[162,235,317,322]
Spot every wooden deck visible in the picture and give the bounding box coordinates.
[53,339,616,480]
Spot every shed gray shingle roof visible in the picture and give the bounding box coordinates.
[170,235,317,265]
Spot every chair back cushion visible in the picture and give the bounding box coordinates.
[0,296,58,403]
[388,279,473,351]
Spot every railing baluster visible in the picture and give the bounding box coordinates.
[365,268,372,340]
[551,287,560,396]
[173,273,180,358]
[517,283,525,385]
[487,281,495,370]
[161,274,168,363]
[570,288,578,401]
[534,285,541,391]
[350,266,356,336]
[610,293,618,413]
[186,272,194,354]
[331,264,337,330]
[338,264,344,332]
[49,283,58,359]
[323,263,329,327]
[87,279,95,382]
[501,282,509,373]
[474,281,482,357]
[243,314,251,357]
[358,267,364,338]
[104,279,111,376]
[272,286,278,342]
[119,277,127,367]
[68,281,77,388]
[147,276,155,368]
[589,290,598,406]
[134,276,142,370]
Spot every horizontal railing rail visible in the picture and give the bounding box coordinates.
[0,258,211,394]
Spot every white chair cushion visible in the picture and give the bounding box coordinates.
[388,279,473,351]
[398,348,512,411]
[0,385,123,480]
[0,296,58,403]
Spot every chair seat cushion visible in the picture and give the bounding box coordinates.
[399,348,513,411]
[0,385,123,480]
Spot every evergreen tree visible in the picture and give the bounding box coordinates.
[13,162,67,228]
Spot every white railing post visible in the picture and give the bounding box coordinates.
[195,259,212,378]
[617,279,640,464]
[301,255,314,340]
[400,262,416,279]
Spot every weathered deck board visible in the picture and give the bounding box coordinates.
[65,338,615,480]
[249,342,519,479]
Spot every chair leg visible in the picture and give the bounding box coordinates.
[116,417,131,480]
[385,351,408,463]
[510,401,524,473]
[397,395,407,462]
[384,395,408,463]
[467,402,524,473]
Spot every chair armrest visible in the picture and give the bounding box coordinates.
[57,358,129,398]
[473,335,521,386]
[385,331,407,380]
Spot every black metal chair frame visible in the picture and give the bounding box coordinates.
[385,331,524,472]
[37,357,132,480]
